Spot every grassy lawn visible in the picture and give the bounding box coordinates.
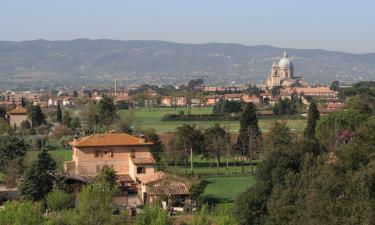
[25,138,72,171]
[203,176,255,205]
[119,107,306,133]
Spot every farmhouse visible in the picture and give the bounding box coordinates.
[64,132,190,204]
[7,107,28,128]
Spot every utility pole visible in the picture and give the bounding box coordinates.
[190,147,194,175]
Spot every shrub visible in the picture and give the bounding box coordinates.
[46,189,72,211]
[53,124,74,139]
[134,204,170,225]
[37,124,51,135]
[0,201,45,225]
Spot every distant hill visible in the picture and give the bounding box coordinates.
[0,39,374,89]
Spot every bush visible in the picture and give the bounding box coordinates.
[53,124,74,139]
[46,189,72,211]
[0,201,45,225]
[134,204,170,225]
[37,124,51,135]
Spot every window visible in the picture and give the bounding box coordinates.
[137,167,146,174]
[94,150,103,158]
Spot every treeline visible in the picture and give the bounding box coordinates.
[162,103,261,175]
[235,93,375,224]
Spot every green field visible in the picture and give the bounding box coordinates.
[119,107,306,133]
[25,138,72,171]
[203,176,254,205]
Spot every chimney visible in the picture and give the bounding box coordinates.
[139,134,145,144]
[73,133,79,143]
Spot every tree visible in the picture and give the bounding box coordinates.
[188,177,207,205]
[134,204,170,225]
[0,134,28,172]
[98,95,118,126]
[56,103,62,123]
[213,99,241,115]
[75,183,116,225]
[143,128,164,162]
[0,118,11,134]
[0,106,6,118]
[173,124,205,174]
[62,110,72,127]
[27,105,46,127]
[21,97,26,107]
[19,148,57,201]
[330,80,340,91]
[266,121,292,150]
[237,103,261,173]
[70,116,81,130]
[46,188,72,211]
[316,110,367,149]
[73,90,79,98]
[0,201,45,225]
[304,102,320,140]
[346,95,374,114]
[96,165,119,189]
[204,123,229,174]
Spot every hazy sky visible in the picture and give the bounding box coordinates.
[1,0,374,53]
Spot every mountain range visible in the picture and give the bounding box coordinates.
[0,39,374,89]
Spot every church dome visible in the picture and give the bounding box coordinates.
[278,51,293,69]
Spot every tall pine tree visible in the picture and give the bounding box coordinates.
[27,105,46,127]
[56,103,62,123]
[304,102,320,139]
[19,148,56,201]
[237,103,261,173]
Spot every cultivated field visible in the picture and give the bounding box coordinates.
[118,107,307,133]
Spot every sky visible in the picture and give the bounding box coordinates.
[1,0,374,53]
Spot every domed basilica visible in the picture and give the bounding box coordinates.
[264,52,308,89]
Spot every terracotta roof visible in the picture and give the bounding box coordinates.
[224,94,242,98]
[130,156,156,165]
[149,182,190,196]
[294,87,336,94]
[327,103,346,109]
[204,95,224,99]
[69,133,153,147]
[137,171,166,184]
[141,172,191,196]
[8,107,27,114]
[118,174,134,183]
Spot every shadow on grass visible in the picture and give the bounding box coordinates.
[203,194,233,205]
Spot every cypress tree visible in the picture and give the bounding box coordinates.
[27,105,46,127]
[56,103,62,123]
[237,103,261,173]
[238,103,261,150]
[304,102,320,139]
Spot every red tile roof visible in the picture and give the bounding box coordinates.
[118,174,134,182]
[137,171,166,184]
[8,107,27,114]
[69,133,153,147]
